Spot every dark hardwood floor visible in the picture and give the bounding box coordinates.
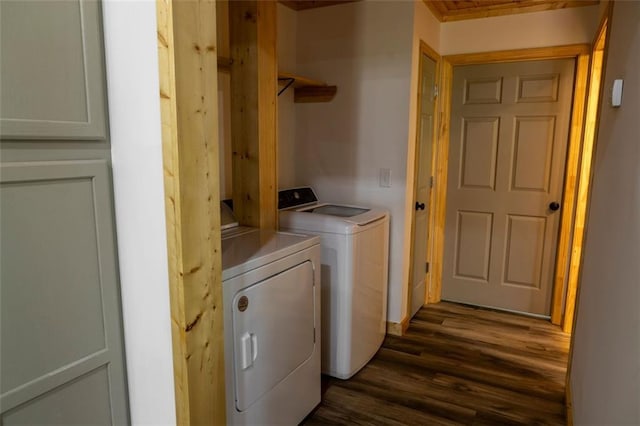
[302,302,570,425]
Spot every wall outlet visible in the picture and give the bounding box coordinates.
[379,168,391,188]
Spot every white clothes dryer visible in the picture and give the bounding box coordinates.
[278,187,390,379]
[221,203,321,425]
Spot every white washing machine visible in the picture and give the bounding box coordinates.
[278,187,390,379]
[221,203,321,425]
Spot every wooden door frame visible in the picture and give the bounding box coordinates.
[565,4,612,421]
[429,44,592,326]
[402,40,441,334]
[560,8,611,334]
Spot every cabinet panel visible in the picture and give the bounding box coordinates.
[0,0,107,140]
[0,160,128,424]
[2,367,113,426]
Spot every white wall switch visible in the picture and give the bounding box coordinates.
[379,168,391,188]
[612,79,623,107]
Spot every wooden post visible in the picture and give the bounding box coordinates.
[156,0,226,424]
[229,0,278,229]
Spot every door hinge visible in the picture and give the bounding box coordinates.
[430,176,434,188]
[433,85,439,99]
[313,328,316,343]
[426,262,430,273]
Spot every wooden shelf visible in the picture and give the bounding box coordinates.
[278,71,326,88]
[219,58,336,103]
[277,71,337,103]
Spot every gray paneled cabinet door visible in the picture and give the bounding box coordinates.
[0,1,130,424]
[0,0,107,140]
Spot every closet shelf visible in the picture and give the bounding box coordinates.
[278,71,337,103]
[218,58,337,103]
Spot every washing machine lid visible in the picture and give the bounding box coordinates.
[222,229,319,281]
[303,204,369,217]
[278,187,389,234]
[280,205,388,235]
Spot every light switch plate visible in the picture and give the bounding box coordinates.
[612,79,623,107]
[379,168,391,188]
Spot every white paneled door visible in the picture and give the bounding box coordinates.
[442,59,575,316]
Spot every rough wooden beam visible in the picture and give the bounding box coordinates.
[217,56,233,70]
[156,0,226,424]
[229,0,278,229]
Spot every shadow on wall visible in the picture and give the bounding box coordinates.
[293,4,361,201]
[292,2,412,206]
[286,1,416,323]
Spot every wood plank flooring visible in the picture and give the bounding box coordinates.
[302,302,570,425]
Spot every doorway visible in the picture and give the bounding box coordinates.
[441,58,576,316]
[408,41,439,319]
[558,18,609,333]
[428,44,594,326]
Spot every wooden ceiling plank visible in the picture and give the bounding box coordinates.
[424,0,599,22]
[279,0,359,11]
[422,0,446,20]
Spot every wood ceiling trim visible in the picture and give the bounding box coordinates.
[279,0,359,11]
[424,0,445,21]
[423,0,599,22]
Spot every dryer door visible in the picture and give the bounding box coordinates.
[232,261,315,412]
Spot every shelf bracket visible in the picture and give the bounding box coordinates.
[277,77,296,96]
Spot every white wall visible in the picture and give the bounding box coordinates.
[279,2,600,325]
[570,2,640,424]
[292,0,414,323]
[441,5,599,55]
[102,1,177,424]
[218,72,233,200]
[278,3,298,190]
[287,1,599,323]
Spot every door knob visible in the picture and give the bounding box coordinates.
[415,202,425,211]
[549,202,560,211]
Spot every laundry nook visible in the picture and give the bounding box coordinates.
[2,0,637,424]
